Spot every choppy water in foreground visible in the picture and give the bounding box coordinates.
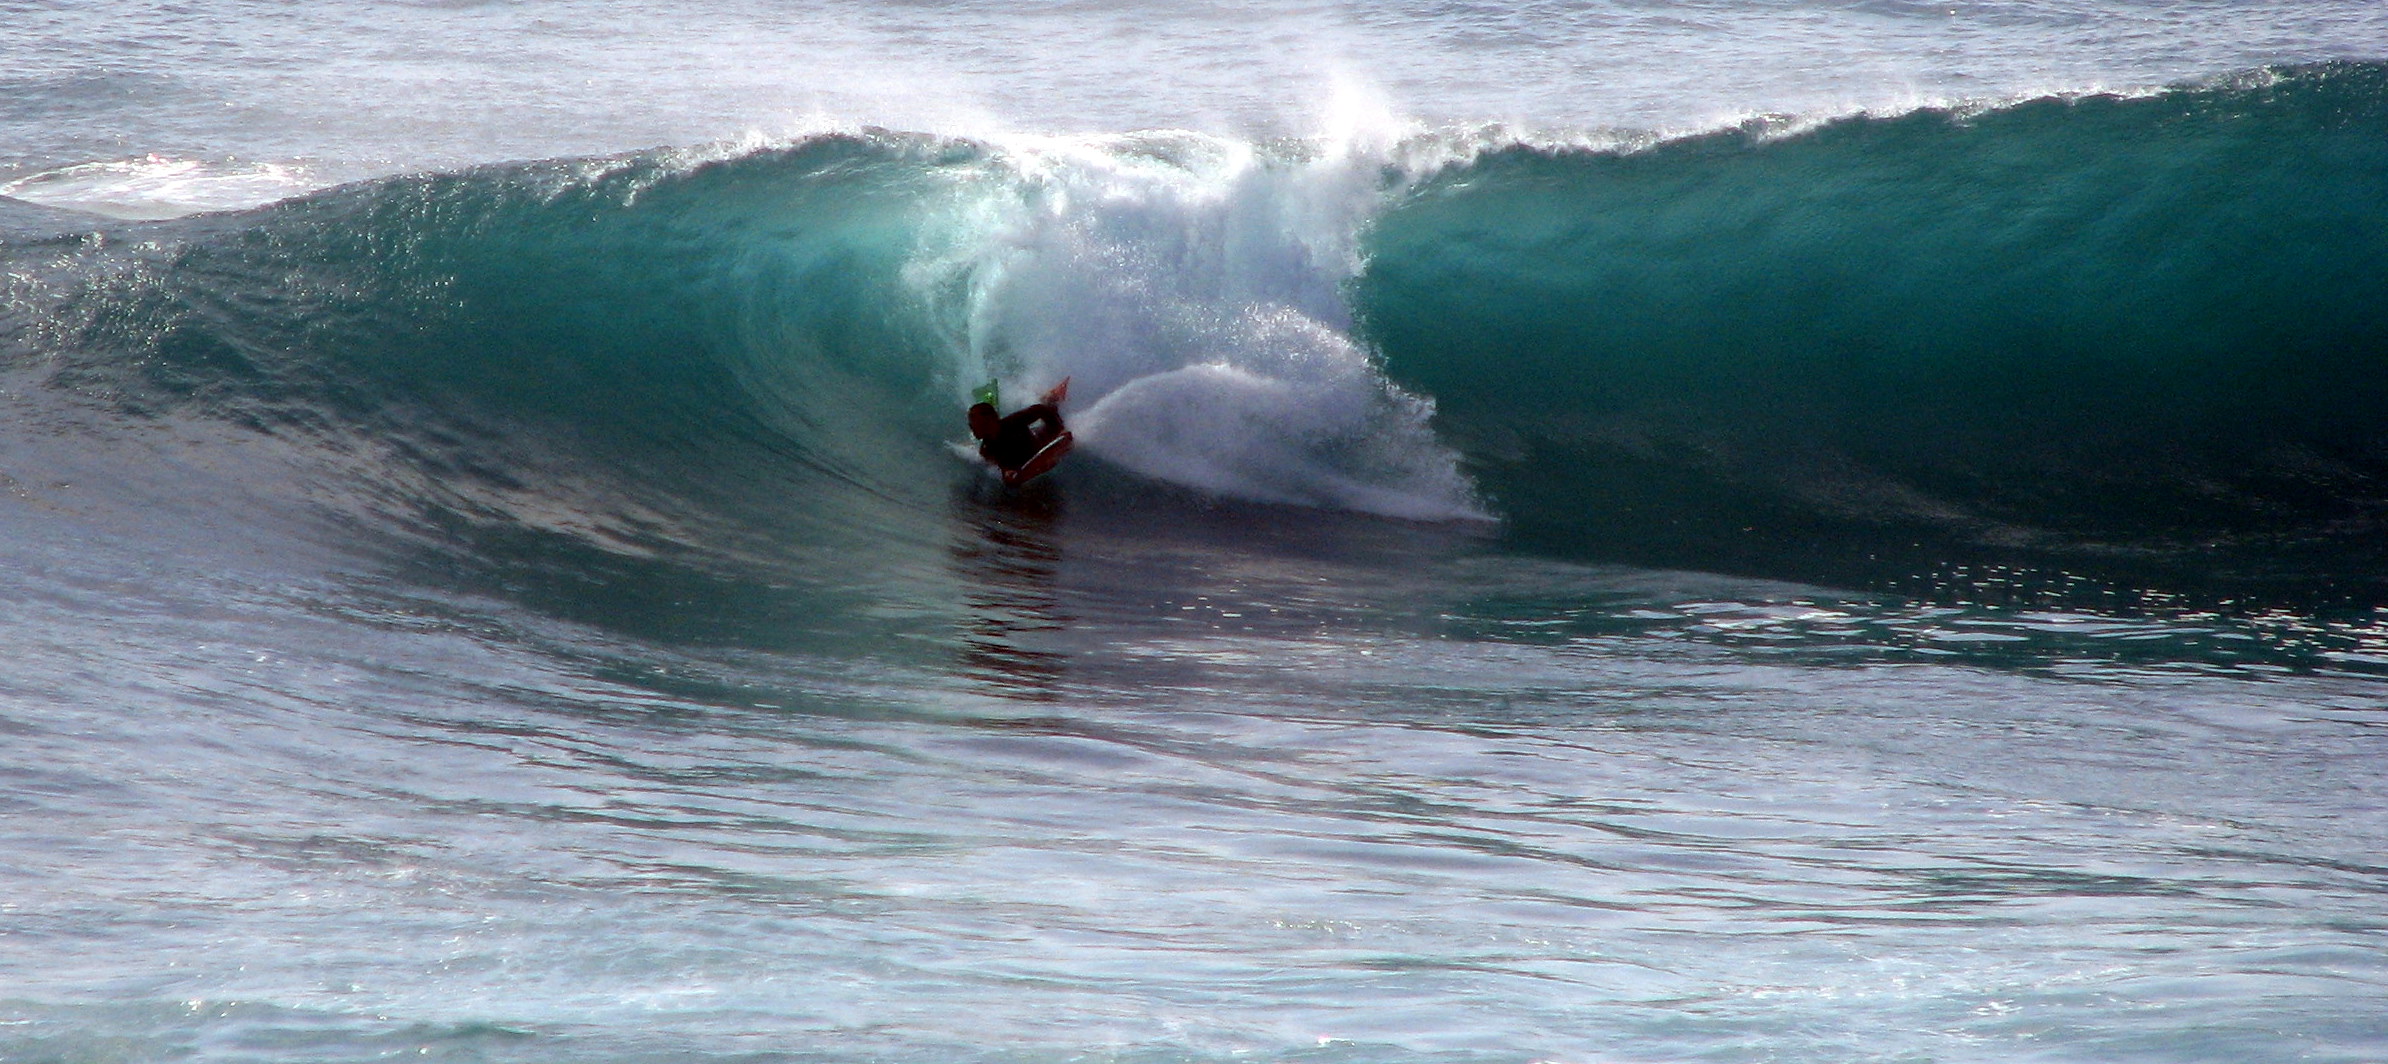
[6,443,2385,1062]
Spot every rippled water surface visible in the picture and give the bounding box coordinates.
[5,480,2384,1062]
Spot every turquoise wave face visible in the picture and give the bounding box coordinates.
[1358,63,2388,593]
[1,135,1023,661]
[9,135,1000,557]
[247,135,978,482]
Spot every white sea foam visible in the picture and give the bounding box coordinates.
[934,124,1486,521]
[0,156,316,221]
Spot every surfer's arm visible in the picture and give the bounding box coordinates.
[1010,403,1063,433]
[998,404,1064,447]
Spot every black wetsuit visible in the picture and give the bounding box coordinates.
[978,403,1064,470]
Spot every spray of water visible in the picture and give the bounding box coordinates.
[929,109,1484,521]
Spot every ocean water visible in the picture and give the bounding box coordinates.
[5,2,2388,1062]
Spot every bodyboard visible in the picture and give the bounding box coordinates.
[1002,431,1074,487]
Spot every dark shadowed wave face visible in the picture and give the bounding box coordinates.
[1362,64,2388,602]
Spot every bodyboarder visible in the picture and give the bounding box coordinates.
[968,378,1074,487]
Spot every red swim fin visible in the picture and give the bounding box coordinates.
[1039,377,1071,407]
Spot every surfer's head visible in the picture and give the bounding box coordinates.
[967,402,1000,440]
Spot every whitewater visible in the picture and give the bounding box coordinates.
[5,2,2388,1063]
